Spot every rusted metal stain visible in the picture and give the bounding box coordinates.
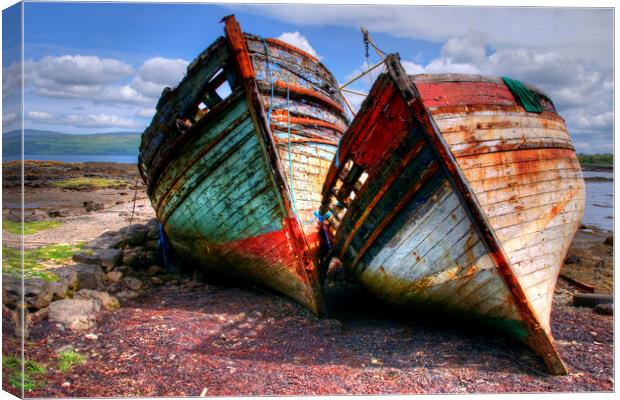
[320,54,584,375]
[138,15,347,316]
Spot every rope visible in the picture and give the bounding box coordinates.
[157,223,171,266]
[262,39,300,220]
[313,210,332,249]
[128,176,139,225]
[363,29,373,82]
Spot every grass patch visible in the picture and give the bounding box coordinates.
[51,177,128,190]
[3,220,62,235]
[3,356,47,391]
[578,153,613,169]
[2,242,85,281]
[57,350,86,373]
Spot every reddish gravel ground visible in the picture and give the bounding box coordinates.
[2,277,613,397]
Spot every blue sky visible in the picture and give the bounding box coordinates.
[2,2,614,153]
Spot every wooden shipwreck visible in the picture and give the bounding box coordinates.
[319,54,585,374]
[138,15,348,315]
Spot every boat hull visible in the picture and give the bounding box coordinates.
[139,16,347,314]
[320,56,584,374]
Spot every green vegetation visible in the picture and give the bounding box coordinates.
[3,129,140,156]
[57,350,86,373]
[3,220,62,235]
[578,153,613,169]
[3,356,47,391]
[51,177,128,189]
[2,242,85,281]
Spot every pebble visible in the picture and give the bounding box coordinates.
[56,344,75,354]
[62,381,71,387]
[85,333,99,340]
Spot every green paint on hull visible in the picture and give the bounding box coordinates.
[162,94,286,245]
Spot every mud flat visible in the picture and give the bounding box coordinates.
[1,161,613,396]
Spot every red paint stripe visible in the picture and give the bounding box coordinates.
[416,81,518,108]
[271,112,345,133]
[322,76,412,194]
[272,80,346,115]
[222,15,255,80]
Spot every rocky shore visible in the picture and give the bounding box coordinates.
[1,161,614,396]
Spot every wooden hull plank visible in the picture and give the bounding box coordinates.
[139,16,348,315]
[320,54,584,375]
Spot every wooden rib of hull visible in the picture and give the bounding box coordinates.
[138,16,347,315]
[320,55,584,374]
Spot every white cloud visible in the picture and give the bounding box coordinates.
[3,61,21,101]
[440,31,487,64]
[137,57,188,85]
[27,111,54,120]
[3,113,17,124]
[400,60,426,75]
[276,32,321,60]
[423,58,482,75]
[24,55,188,106]
[26,110,139,129]
[135,107,156,118]
[63,114,139,128]
[341,29,612,153]
[30,55,132,86]
[241,6,612,67]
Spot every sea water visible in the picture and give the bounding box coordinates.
[581,170,613,232]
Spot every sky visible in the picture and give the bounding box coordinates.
[1,2,614,153]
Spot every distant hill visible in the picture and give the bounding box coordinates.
[577,153,613,170]
[2,129,141,156]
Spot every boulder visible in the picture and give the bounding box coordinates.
[144,240,159,251]
[2,266,77,310]
[84,201,104,212]
[48,299,100,331]
[74,289,120,311]
[122,277,143,291]
[145,219,160,240]
[119,224,148,247]
[47,209,68,218]
[76,263,106,290]
[95,248,122,271]
[150,276,164,286]
[605,235,613,246]
[72,252,100,264]
[116,290,140,301]
[23,209,48,222]
[122,246,155,268]
[87,234,123,250]
[106,271,123,283]
[146,265,163,276]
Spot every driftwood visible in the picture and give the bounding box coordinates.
[573,293,613,308]
[559,273,595,293]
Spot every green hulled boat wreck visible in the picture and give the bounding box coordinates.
[138,15,348,314]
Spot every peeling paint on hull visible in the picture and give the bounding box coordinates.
[138,16,347,315]
[320,55,584,374]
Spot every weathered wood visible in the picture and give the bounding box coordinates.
[573,293,613,307]
[560,274,596,293]
[320,54,584,375]
[139,15,347,315]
